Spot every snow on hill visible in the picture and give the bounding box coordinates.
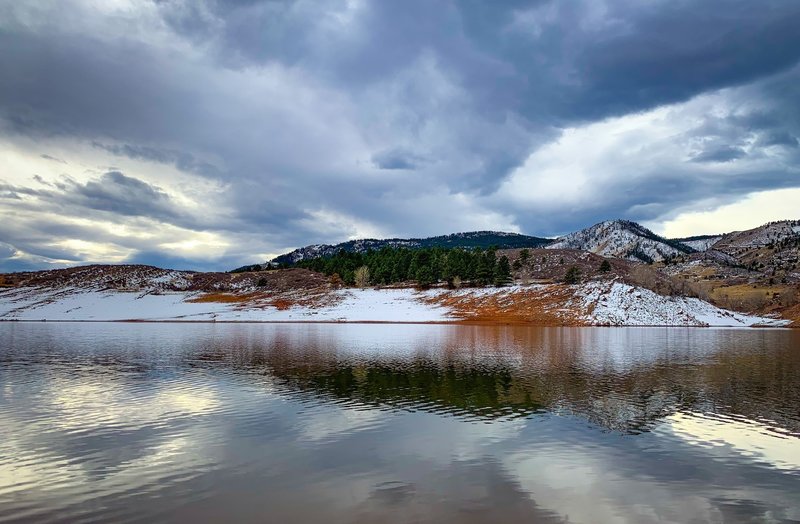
[546,220,694,263]
[0,275,788,326]
[672,235,723,252]
[269,239,418,266]
[572,281,782,326]
[713,220,800,252]
[6,264,194,292]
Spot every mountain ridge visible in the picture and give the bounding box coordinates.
[261,231,552,268]
[241,219,800,271]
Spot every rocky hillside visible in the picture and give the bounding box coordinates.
[0,264,332,294]
[656,221,800,323]
[715,220,800,249]
[546,220,694,263]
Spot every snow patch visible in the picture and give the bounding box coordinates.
[574,281,788,327]
[680,236,722,252]
[0,287,454,323]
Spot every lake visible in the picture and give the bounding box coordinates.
[1,323,799,523]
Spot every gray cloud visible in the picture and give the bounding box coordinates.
[40,154,67,164]
[691,146,747,164]
[61,171,177,219]
[371,149,425,171]
[0,172,177,222]
[758,131,799,148]
[92,142,222,177]
[1,0,800,270]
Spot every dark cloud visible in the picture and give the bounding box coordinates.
[758,131,799,148]
[92,142,222,177]
[371,149,424,170]
[56,171,178,220]
[691,146,747,164]
[550,1,800,120]
[124,251,238,272]
[0,0,799,270]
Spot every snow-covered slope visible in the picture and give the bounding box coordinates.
[0,287,452,322]
[572,281,783,327]
[0,281,787,326]
[546,220,694,262]
[672,235,723,252]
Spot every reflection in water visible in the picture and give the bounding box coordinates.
[193,325,800,435]
[1,323,799,523]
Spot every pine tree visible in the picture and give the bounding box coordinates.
[416,265,434,288]
[494,255,512,287]
[477,249,496,285]
[563,266,582,284]
[599,259,611,273]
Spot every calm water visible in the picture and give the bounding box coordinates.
[1,324,799,523]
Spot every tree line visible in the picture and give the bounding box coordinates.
[296,246,512,288]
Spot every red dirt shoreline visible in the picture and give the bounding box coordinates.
[0,318,793,328]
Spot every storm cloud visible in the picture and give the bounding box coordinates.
[1,0,799,270]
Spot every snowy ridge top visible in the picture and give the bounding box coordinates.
[546,220,694,263]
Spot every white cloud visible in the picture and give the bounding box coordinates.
[653,187,800,237]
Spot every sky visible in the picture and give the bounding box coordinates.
[1,0,799,271]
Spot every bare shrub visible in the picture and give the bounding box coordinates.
[354,266,371,288]
[778,286,798,307]
[329,273,345,289]
[627,265,691,297]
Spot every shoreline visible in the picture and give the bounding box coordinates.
[2,279,793,328]
[0,318,793,328]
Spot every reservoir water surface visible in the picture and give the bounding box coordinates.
[1,323,798,523]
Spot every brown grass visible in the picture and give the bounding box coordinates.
[423,285,586,326]
[709,284,786,311]
[187,292,264,304]
[779,303,800,326]
[270,298,293,310]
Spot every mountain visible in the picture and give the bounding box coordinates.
[265,231,552,266]
[545,220,695,263]
[237,218,800,272]
[661,220,799,323]
[709,220,800,273]
[711,220,800,253]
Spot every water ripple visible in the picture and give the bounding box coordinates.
[1,323,799,523]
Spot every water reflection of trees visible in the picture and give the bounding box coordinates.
[189,326,800,435]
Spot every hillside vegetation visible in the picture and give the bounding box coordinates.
[263,231,551,267]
